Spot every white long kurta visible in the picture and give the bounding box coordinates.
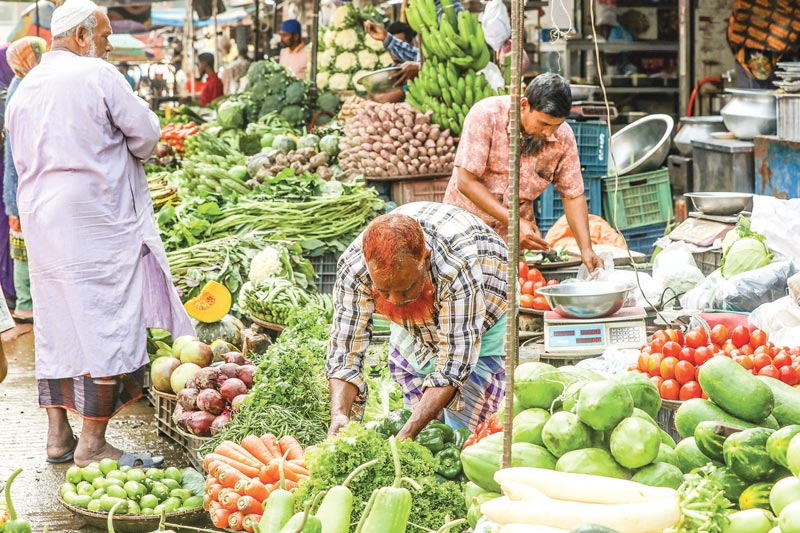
[6,50,195,380]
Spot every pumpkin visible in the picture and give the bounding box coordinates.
[184,281,232,323]
[211,339,238,362]
[194,314,245,348]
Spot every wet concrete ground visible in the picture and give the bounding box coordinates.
[0,325,212,532]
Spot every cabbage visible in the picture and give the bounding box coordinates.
[217,100,244,129]
[721,236,772,279]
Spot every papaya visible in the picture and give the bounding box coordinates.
[675,399,761,438]
[577,380,633,431]
[183,281,232,323]
[614,372,662,420]
[514,362,566,410]
[556,448,631,480]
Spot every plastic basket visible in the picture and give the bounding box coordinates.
[153,390,189,449]
[306,251,341,295]
[693,249,723,276]
[535,176,603,234]
[657,400,683,444]
[390,177,450,205]
[568,119,609,177]
[602,168,674,230]
[175,426,210,472]
[620,222,668,256]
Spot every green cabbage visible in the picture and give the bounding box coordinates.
[721,237,772,279]
[217,100,244,129]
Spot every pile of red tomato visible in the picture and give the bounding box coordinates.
[161,121,199,154]
[518,261,560,311]
[634,325,800,402]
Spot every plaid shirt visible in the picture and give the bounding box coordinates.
[327,202,508,409]
[383,0,465,63]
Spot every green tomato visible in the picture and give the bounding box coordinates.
[106,470,128,482]
[91,488,106,500]
[76,481,94,497]
[106,485,128,500]
[92,477,107,490]
[150,482,170,501]
[161,478,181,492]
[163,467,183,484]
[146,468,165,481]
[125,469,146,483]
[169,488,192,502]
[162,496,182,513]
[124,481,146,500]
[81,465,103,483]
[153,504,166,515]
[62,491,80,506]
[102,478,124,489]
[87,499,102,512]
[66,466,83,485]
[127,499,142,514]
[100,495,128,513]
[71,494,92,509]
[60,482,78,498]
[140,494,159,509]
[119,465,132,473]
[141,507,155,515]
[99,458,119,475]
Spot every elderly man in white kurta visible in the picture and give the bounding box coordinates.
[5,0,194,467]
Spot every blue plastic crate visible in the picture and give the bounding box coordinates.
[620,223,668,256]
[535,176,603,235]
[568,119,609,177]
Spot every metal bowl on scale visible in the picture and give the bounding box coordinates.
[535,281,637,319]
[608,114,674,176]
[684,192,753,216]
[354,67,402,93]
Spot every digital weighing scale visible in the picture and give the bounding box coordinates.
[543,307,647,356]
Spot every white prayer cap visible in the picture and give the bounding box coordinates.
[51,0,101,37]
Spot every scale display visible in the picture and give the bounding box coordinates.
[543,309,647,355]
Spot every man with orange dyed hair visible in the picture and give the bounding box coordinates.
[327,201,508,439]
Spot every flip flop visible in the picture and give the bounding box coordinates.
[46,436,78,464]
[118,451,165,469]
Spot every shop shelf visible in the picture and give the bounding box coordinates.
[602,168,674,230]
[390,177,451,205]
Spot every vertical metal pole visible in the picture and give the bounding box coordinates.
[309,0,320,96]
[503,0,524,469]
[678,0,691,116]
[255,0,261,60]
[188,0,196,99]
[213,0,219,70]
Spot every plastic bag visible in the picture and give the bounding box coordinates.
[703,260,799,313]
[749,296,800,342]
[750,195,800,261]
[789,272,800,305]
[480,0,511,51]
[595,0,618,26]
[653,243,705,300]
[576,348,639,376]
[478,62,505,91]
[681,271,725,311]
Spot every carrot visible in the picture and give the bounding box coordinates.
[211,508,232,528]
[242,514,262,533]
[206,460,223,478]
[244,479,271,501]
[206,476,218,487]
[242,435,276,466]
[234,478,249,495]
[207,483,223,501]
[237,495,263,515]
[283,479,298,492]
[278,435,304,461]
[217,441,264,469]
[217,465,250,490]
[203,493,211,511]
[204,453,263,479]
[260,434,282,458]
[209,500,223,515]
[228,510,245,531]
[220,489,241,511]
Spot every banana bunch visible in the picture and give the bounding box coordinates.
[406,0,489,72]
[406,57,499,136]
[147,173,179,211]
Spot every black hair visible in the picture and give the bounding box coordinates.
[198,52,215,70]
[524,72,572,118]
[387,21,417,41]
[238,46,249,58]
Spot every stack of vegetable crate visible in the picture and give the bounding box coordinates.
[534,120,608,235]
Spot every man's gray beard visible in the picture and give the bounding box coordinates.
[521,134,546,156]
[84,41,97,58]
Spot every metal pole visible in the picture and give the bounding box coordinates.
[678,0,691,116]
[254,0,261,60]
[35,1,40,38]
[213,0,219,71]
[502,0,524,469]
[309,0,320,96]
[188,0,196,99]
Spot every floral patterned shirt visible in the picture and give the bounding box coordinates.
[443,96,584,240]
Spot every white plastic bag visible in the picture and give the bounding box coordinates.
[653,243,705,300]
[478,63,505,91]
[480,0,511,51]
[749,296,800,339]
[751,195,800,261]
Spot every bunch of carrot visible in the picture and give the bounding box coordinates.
[203,433,309,531]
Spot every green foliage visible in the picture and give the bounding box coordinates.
[317,93,342,114]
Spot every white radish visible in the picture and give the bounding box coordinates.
[502,481,547,501]
[481,496,679,533]
[500,526,570,533]
[495,468,676,504]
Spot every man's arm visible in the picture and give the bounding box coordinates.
[562,194,603,272]
[396,387,457,440]
[328,378,360,436]
[104,66,160,160]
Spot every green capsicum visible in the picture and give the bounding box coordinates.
[434,447,462,479]
[381,409,412,436]
[416,427,445,454]
[426,420,454,443]
[452,427,471,450]
[3,469,31,533]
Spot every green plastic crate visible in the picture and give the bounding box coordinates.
[602,168,674,230]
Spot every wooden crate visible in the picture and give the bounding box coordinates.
[153,389,189,449]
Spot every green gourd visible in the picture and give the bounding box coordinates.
[315,459,380,533]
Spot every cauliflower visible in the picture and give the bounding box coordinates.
[329,73,352,92]
[332,5,349,28]
[353,70,372,91]
[335,51,358,73]
[319,48,336,68]
[379,52,394,67]
[357,50,379,70]
[322,28,336,48]
[249,246,283,282]
[317,71,330,90]
[365,35,385,52]
[238,281,253,309]
[334,29,359,51]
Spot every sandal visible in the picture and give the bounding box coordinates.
[118,451,165,469]
[47,436,78,464]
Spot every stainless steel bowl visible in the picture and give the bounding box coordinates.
[571,85,598,101]
[354,67,402,93]
[684,192,753,216]
[609,114,674,176]
[673,116,727,155]
[720,88,777,140]
[535,281,636,319]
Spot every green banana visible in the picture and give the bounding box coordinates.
[446,63,458,87]
[450,56,474,67]
[470,45,490,71]
[441,85,453,105]
[450,85,463,106]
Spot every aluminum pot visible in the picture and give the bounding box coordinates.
[608,114,674,176]
[720,89,777,140]
[673,116,727,155]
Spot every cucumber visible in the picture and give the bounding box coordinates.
[723,428,780,483]
[757,376,800,427]
[675,399,761,438]
[698,356,774,423]
[695,420,743,462]
[767,425,800,468]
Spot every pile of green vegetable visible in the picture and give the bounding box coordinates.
[251,132,341,182]
[721,216,772,279]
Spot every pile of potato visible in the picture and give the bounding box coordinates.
[338,102,455,178]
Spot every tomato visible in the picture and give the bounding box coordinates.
[674,360,696,385]
[663,328,685,345]
[647,353,664,376]
[722,340,737,355]
[650,338,665,356]
[780,365,800,386]
[533,281,545,291]
[678,347,696,364]
[694,347,713,367]
[730,325,750,348]
[759,365,781,379]
[695,364,702,382]
[522,281,535,296]
[710,324,729,346]
[519,261,529,280]
[650,375,664,390]
[735,355,755,371]
[520,294,535,308]
[641,345,653,355]
[685,328,708,349]
[660,379,680,401]
[679,381,703,401]
[773,351,792,369]
[753,353,773,370]
[791,346,800,357]
[652,330,670,344]
[638,353,650,373]
[739,344,754,356]
[750,329,768,349]
[527,268,544,284]
[660,356,679,380]
[532,296,551,311]
[547,279,560,286]
[663,341,682,359]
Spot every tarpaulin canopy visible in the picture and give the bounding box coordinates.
[6,0,55,43]
[150,6,253,28]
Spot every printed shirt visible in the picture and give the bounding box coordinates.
[382,0,465,63]
[443,95,584,240]
[327,202,508,410]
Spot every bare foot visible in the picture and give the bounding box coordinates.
[46,408,76,459]
[74,441,123,467]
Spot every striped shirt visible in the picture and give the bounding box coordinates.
[327,202,508,404]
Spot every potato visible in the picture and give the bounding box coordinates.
[419,163,428,173]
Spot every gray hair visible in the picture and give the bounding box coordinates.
[53,13,98,40]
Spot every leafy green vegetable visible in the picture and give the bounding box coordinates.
[217,99,245,129]
[409,477,467,532]
[180,468,206,497]
[665,465,732,533]
[721,238,772,279]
